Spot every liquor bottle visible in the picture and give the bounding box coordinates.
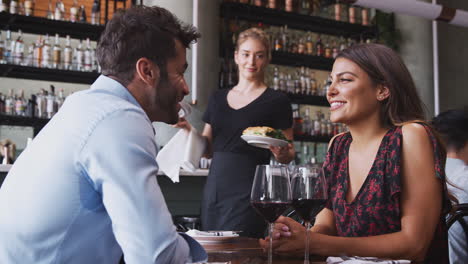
[289,34,298,53]
[300,67,307,94]
[63,35,72,70]
[33,35,42,68]
[41,34,51,68]
[285,0,294,12]
[301,144,310,165]
[332,40,339,58]
[91,0,101,25]
[254,0,262,7]
[70,0,79,22]
[13,30,24,65]
[320,111,327,136]
[309,71,317,95]
[5,89,14,115]
[9,0,18,14]
[313,110,321,136]
[74,41,84,71]
[274,30,282,51]
[293,109,304,136]
[54,0,65,21]
[36,89,46,118]
[23,44,34,66]
[305,32,314,55]
[4,30,12,64]
[46,0,54,19]
[279,72,286,92]
[55,88,65,110]
[47,85,56,118]
[294,71,301,94]
[0,0,8,12]
[339,37,347,51]
[26,94,36,118]
[79,5,86,22]
[334,2,341,21]
[315,36,323,57]
[286,74,294,94]
[272,66,280,91]
[324,41,332,58]
[303,107,312,136]
[0,32,4,64]
[15,89,26,116]
[267,0,276,9]
[52,34,61,69]
[361,8,369,25]
[297,37,305,54]
[299,0,309,15]
[281,26,289,52]
[24,0,34,16]
[84,38,92,71]
[348,5,356,24]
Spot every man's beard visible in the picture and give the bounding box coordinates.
[156,77,179,124]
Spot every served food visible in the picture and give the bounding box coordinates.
[242,126,289,142]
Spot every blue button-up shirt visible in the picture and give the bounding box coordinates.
[0,76,207,264]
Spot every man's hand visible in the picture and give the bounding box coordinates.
[173,117,192,131]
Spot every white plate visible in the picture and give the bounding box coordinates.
[241,135,288,149]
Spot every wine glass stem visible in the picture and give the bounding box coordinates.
[304,221,311,264]
[268,222,274,264]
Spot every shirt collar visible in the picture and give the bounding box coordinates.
[91,75,142,110]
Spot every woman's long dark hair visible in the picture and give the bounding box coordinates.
[336,43,425,127]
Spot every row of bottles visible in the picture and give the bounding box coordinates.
[225,0,372,26]
[0,85,67,119]
[0,30,99,72]
[293,107,347,138]
[224,19,375,59]
[0,0,102,25]
[293,141,328,165]
[268,65,329,97]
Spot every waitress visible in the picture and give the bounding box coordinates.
[176,27,294,238]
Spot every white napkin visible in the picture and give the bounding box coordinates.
[156,128,206,183]
[327,256,411,264]
[186,229,239,237]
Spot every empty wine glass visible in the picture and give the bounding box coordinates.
[291,165,328,264]
[250,164,292,264]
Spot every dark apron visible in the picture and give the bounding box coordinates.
[201,151,269,238]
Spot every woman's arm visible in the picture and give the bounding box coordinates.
[201,123,213,158]
[270,128,295,164]
[263,124,443,261]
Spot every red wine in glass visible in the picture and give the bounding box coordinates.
[251,201,291,223]
[291,198,326,223]
[250,165,291,264]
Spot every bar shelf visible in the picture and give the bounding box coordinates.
[0,64,99,84]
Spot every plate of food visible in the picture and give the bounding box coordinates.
[241,126,289,149]
[186,230,240,244]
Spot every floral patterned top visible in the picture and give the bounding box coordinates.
[323,124,449,263]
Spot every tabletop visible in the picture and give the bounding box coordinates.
[199,236,326,264]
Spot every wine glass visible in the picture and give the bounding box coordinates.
[250,164,292,264]
[291,165,328,264]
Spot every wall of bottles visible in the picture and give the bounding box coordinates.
[0,85,69,119]
[0,0,131,25]
[224,0,372,26]
[0,29,99,72]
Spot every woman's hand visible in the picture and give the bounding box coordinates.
[269,143,294,164]
[259,216,309,257]
[172,117,192,131]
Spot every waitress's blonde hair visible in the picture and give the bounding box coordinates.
[235,27,271,62]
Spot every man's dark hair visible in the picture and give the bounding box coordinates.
[432,108,468,152]
[96,5,200,86]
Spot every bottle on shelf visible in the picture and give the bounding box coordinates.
[348,5,356,24]
[272,66,280,91]
[24,0,34,16]
[91,0,101,25]
[302,107,312,136]
[63,35,72,70]
[315,36,323,57]
[52,33,61,69]
[293,109,304,136]
[0,32,5,64]
[0,0,8,13]
[305,32,313,55]
[26,94,37,118]
[33,35,43,68]
[55,88,65,109]
[15,89,27,116]
[361,8,369,25]
[23,44,34,66]
[4,30,12,64]
[41,34,51,68]
[46,85,56,119]
[324,40,332,58]
[54,0,65,21]
[13,30,24,65]
[9,0,18,14]
[334,1,341,21]
[83,38,92,72]
[69,0,79,23]
[46,0,54,19]
[79,5,86,23]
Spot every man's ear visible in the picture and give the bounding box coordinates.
[376,84,390,101]
[135,58,160,86]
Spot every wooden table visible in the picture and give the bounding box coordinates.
[200,237,326,264]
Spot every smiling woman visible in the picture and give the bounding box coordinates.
[262,43,452,264]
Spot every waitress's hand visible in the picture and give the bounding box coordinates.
[173,117,192,131]
[270,143,294,164]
